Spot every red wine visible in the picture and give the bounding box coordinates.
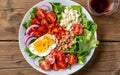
[90,0,110,13]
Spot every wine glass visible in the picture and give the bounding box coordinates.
[87,0,120,16]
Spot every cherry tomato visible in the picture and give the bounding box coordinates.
[50,49,58,56]
[28,29,35,35]
[57,61,67,69]
[27,26,38,35]
[46,12,56,23]
[36,9,46,20]
[51,62,59,71]
[31,18,40,25]
[37,25,47,33]
[41,18,48,26]
[40,60,50,71]
[56,51,66,61]
[45,55,55,64]
[72,23,83,35]
[33,31,41,38]
[67,54,77,65]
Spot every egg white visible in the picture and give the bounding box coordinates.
[28,34,58,57]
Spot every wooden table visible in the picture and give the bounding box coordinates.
[0,0,120,75]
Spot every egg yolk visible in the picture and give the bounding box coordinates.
[33,35,53,53]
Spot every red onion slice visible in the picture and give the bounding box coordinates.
[40,5,50,11]
[26,37,36,47]
[24,35,32,44]
[24,34,29,42]
[38,2,52,11]
[30,32,34,36]
[25,24,39,35]
[33,57,42,66]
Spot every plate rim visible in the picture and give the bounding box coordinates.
[18,0,97,74]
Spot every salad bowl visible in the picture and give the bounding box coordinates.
[19,0,99,74]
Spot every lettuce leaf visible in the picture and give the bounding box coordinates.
[51,2,66,22]
[60,5,99,64]
[49,4,99,64]
[25,47,37,59]
[22,7,37,28]
[74,29,99,64]
[70,5,82,16]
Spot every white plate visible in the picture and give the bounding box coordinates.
[19,0,97,75]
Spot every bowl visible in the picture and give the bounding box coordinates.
[19,0,97,74]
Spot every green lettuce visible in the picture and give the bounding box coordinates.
[23,7,37,28]
[25,47,37,59]
[74,29,99,64]
[63,5,99,64]
[51,2,66,22]
[70,5,82,16]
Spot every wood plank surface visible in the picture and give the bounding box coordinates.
[0,0,120,41]
[0,0,120,75]
[0,42,120,75]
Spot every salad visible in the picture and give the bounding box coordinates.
[22,2,99,71]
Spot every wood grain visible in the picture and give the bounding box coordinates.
[0,42,30,69]
[0,0,120,41]
[0,0,120,75]
[0,42,120,75]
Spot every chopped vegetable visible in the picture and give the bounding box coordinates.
[22,2,99,71]
[25,24,39,35]
[25,48,37,59]
[70,5,82,16]
[23,7,37,28]
[47,23,66,40]
[46,11,57,23]
[51,2,66,22]
[40,60,51,70]
[38,2,52,11]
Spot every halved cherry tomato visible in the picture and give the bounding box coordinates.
[50,49,58,56]
[28,27,38,35]
[56,51,66,61]
[45,55,55,64]
[31,18,40,25]
[67,54,77,65]
[33,31,41,38]
[37,25,47,33]
[51,62,59,71]
[40,60,50,71]
[46,12,56,23]
[28,29,35,35]
[72,23,83,35]
[57,61,67,69]
[36,9,46,20]
[41,18,48,26]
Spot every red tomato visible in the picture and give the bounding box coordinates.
[28,29,35,35]
[36,9,46,20]
[45,55,55,64]
[41,18,48,26]
[67,54,77,65]
[57,61,67,69]
[28,27,38,35]
[40,60,50,71]
[72,23,83,35]
[37,25,47,32]
[33,31,41,38]
[51,62,59,71]
[46,12,56,23]
[50,49,58,56]
[31,18,40,25]
[56,51,66,61]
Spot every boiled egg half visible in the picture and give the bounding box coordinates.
[29,34,58,57]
